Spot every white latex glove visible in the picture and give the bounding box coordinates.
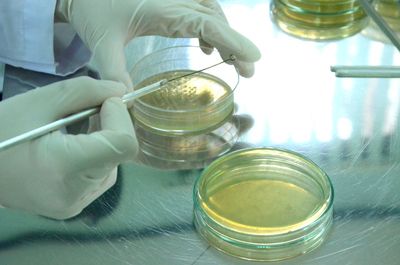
[55,0,261,88]
[0,77,138,220]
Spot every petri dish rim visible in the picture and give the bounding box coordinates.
[279,1,363,16]
[193,147,334,261]
[194,147,334,235]
[274,0,366,19]
[285,0,359,5]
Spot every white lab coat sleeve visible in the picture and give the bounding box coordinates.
[0,0,91,76]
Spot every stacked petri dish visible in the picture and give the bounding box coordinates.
[363,0,400,42]
[271,0,369,40]
[374,0,400,32]
[193,148,334,261]
[129,46,240,169]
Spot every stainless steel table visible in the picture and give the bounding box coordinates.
[1,1,400,264]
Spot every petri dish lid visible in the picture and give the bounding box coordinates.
[193,148,334,261]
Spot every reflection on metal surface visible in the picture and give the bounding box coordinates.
[337,117,353,140]
[135,113,253,170]
[361,80,376,140]
[383,80,400,136]
[74,169,124,225]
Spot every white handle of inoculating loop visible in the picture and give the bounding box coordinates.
[0,79,167,152]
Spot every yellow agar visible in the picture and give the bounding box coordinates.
[202,179,321,234]
[131,70,234,134]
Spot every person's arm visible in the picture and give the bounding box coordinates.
[0,77,137,219]
[0,1,90,76]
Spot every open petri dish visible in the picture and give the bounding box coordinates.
[129,46,240,169]
[193,148,334,261]
[271,0,368,40]
[129,46,238,136]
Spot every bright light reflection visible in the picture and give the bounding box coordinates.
[222,2,335,145]
[367,42,385,65]
[382,80,400,135]
[269,121,290,144]
[315,123,333,142]
[341,78,354,92]
[347,38,359,58]
[360,80,377,139]
[393,52,400,65]
[337,117,353,140]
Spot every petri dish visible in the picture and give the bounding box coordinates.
[374,0,400,19]
[129,46,238,136]
[193,148,334,261]
[374,0,400,31]
[132,70,234,135]
[129,46,240,169]
[271,0,369,40]
[362,0,400,43]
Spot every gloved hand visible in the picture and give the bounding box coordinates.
[55,0,261,88]
[0,77,137,220]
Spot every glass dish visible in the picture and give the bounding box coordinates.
[271,0,368,40]
[129,46,240,169]
[193,148,334,261]
[362,0,400,43]
[374,0,400,21]
[129,46,238,136]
